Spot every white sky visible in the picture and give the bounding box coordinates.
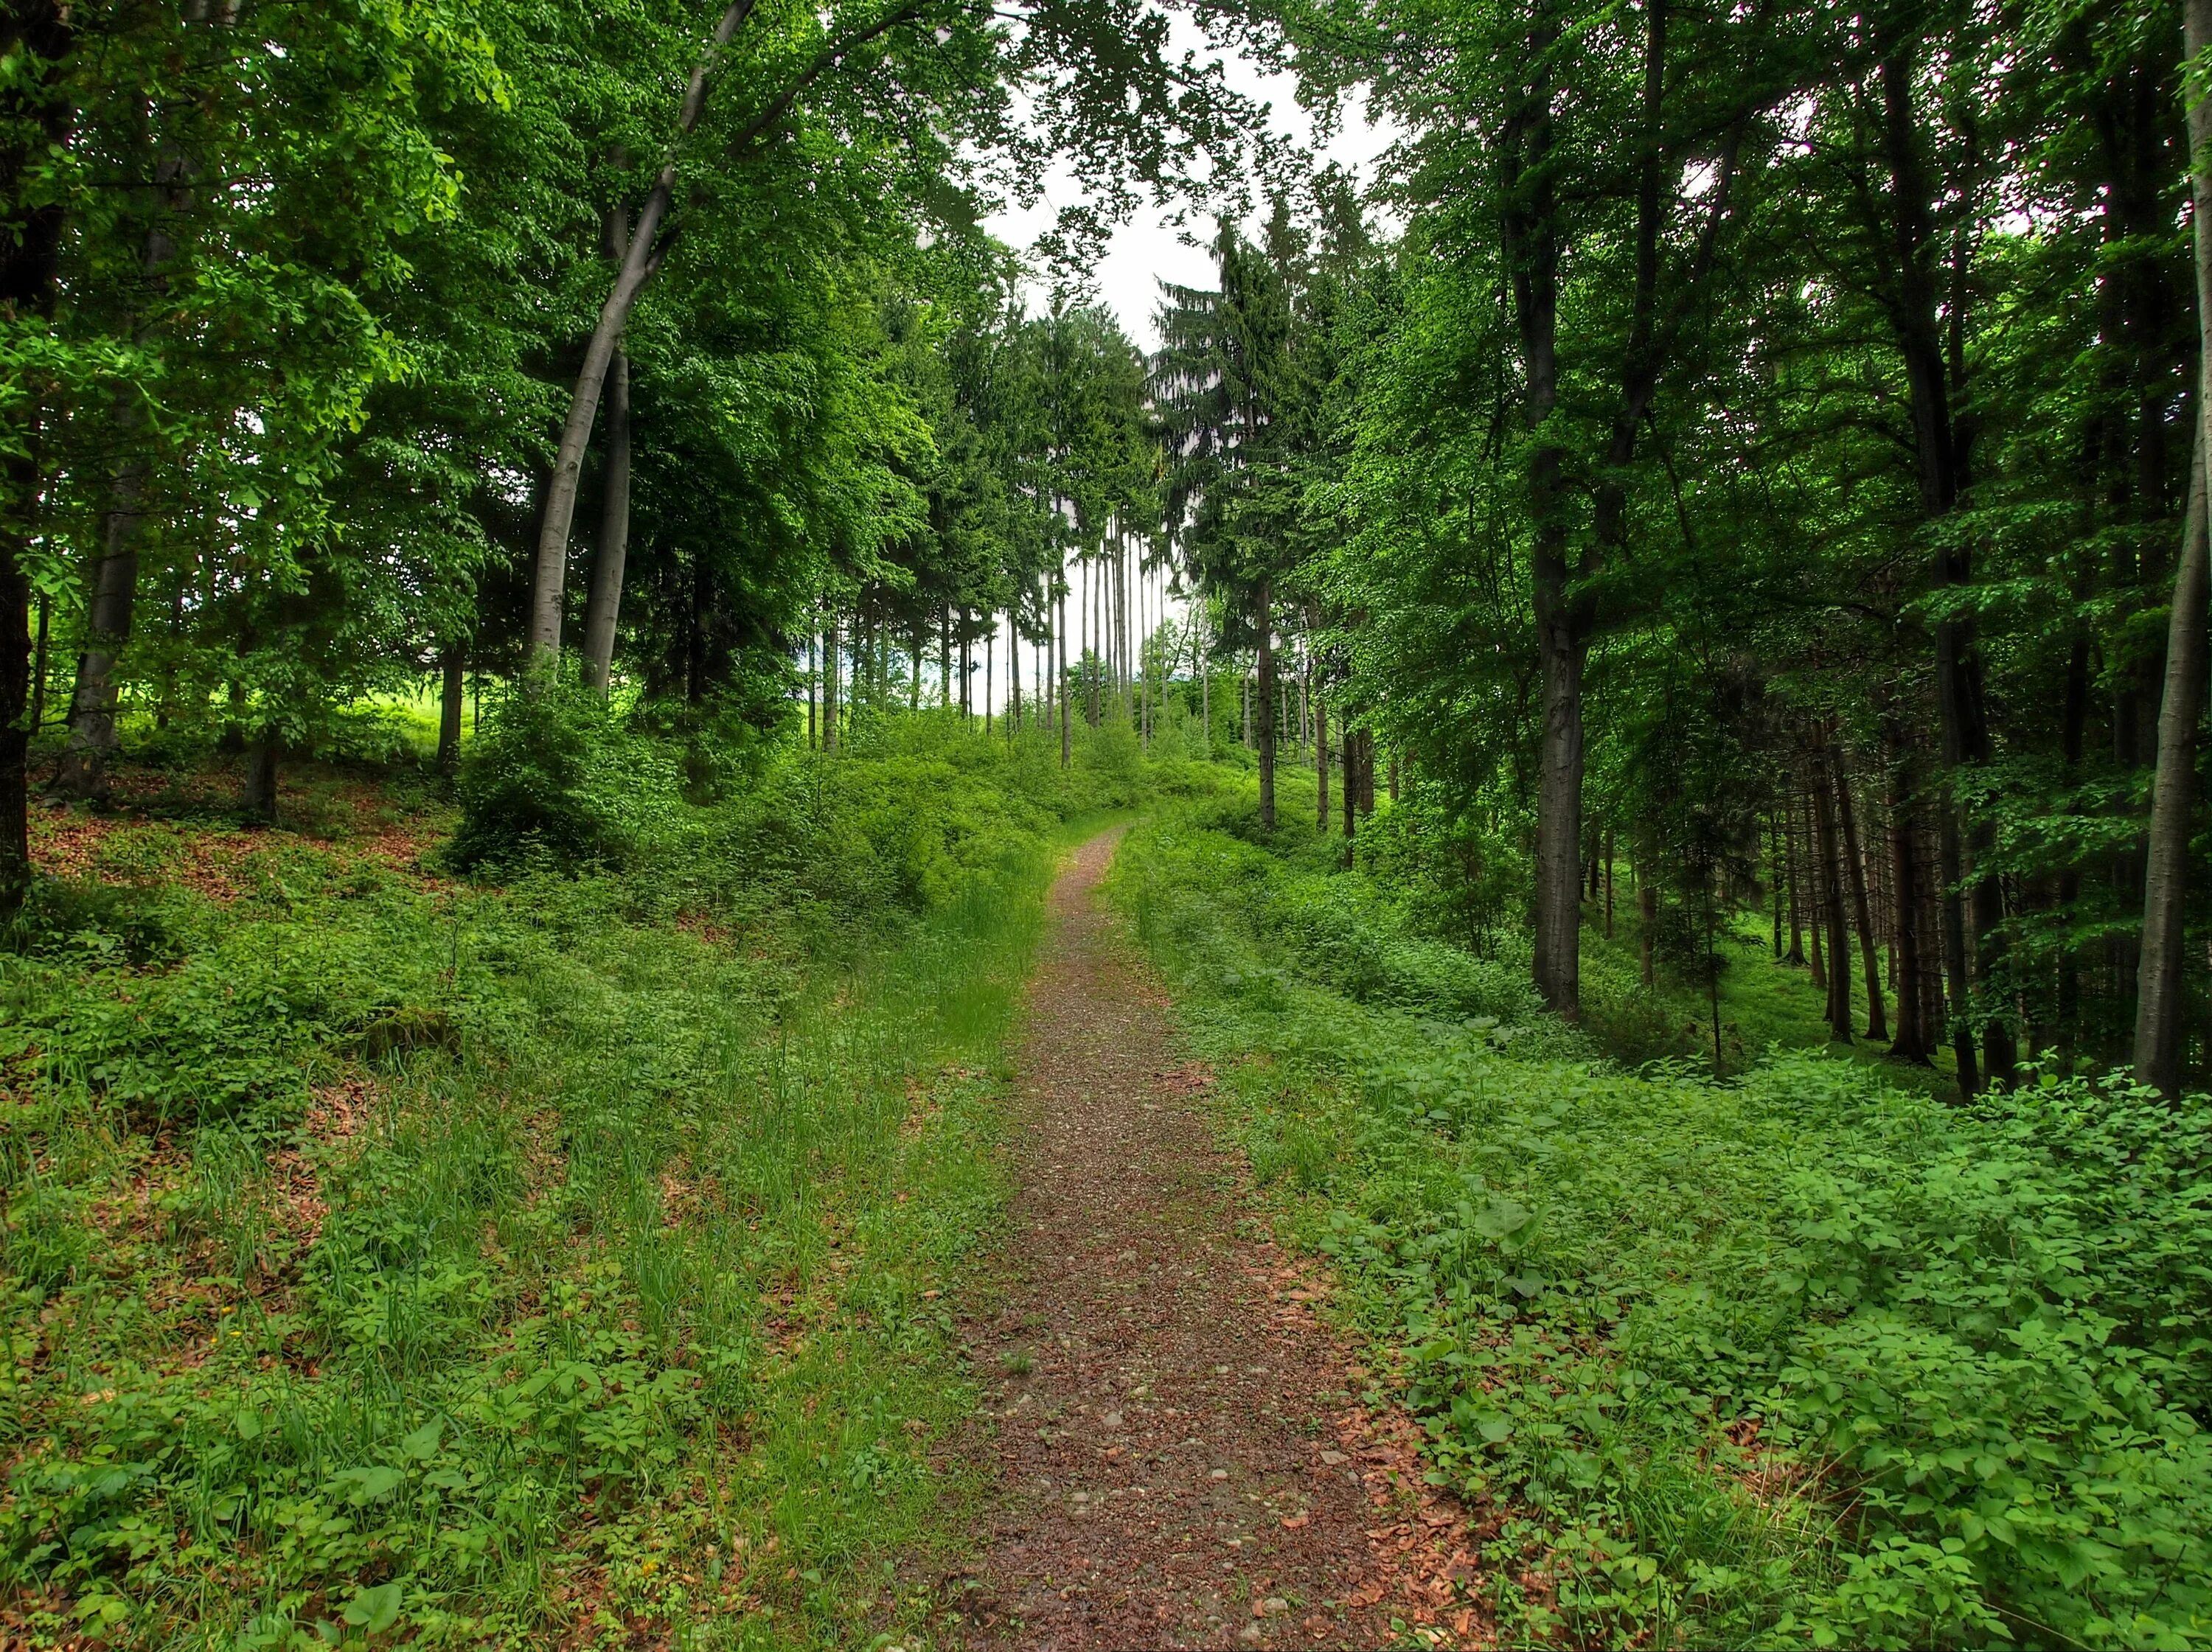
[984,21,1398,350]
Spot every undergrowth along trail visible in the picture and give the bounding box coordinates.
[1,717,1150,1651]
[1111,788,2212,1652]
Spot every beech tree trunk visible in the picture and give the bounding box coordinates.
[2136,4,2212,1095]
[529,1,754,669]
[580,344,632,692]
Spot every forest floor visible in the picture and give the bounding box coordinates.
[955,829,1487,1651]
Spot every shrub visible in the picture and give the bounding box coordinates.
[448,684,684,874]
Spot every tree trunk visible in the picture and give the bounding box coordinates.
[1256,580,1276,831]
[1605,829,1615,939]
[580,343,632,692]
[1342,723,1356,861]
[0,0,72,918]
[1784,784,1806,964]
[529,1,756,669]
[1885,749,1931,1062]
[2135,423,2210,1093]
[823,613,841,753]
[1809,747,1854,1042]
[1315,693,1329,832]
[243,730,279,826]
[1832,738,1888,1040]
[438,643,466,775]
[1058,586,1071,768]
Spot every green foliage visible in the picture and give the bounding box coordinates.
[1114,797,2212,1650]
[448,685,684,874]
[0,715,1147,1647]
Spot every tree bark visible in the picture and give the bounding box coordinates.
[529,0,756,669]
[1058,585,1071,768]
[580,344,632,691]
[438,642,466,775]
[1808,745,1854,1042]
[1315,693,1329,831]
[1785,784,1806,963]
[243,730,279,826]
[2135,414,2210,1092]
[1,2,72,916]
[1256,579,1276,831]
[1832,737,1888,1040]
[1885,742,1931,1062]
[823,612,841,753]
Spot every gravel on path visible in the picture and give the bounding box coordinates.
[954,828,1482,1651]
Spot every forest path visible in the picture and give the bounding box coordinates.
[954,828,1422,1651]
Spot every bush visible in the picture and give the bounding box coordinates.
[447,684,684,874]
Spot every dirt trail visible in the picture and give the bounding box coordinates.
[956,829,1437,1650]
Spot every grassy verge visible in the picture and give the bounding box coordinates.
[0,716,1139,1650]
[1109,786,2212,1651]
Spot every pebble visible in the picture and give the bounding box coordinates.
[1102,1410,1124,1428]
[1319,1450,1349,1465]
[1208,1468,1229,1481]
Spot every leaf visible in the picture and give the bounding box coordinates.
[399,1416,445,1460]
[234,1407,264,1441]
[333,1465,405,1505]
[341,1582,403,1634]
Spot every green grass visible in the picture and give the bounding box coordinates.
[1110,784,2212,1651]
[0,713,1157,1650]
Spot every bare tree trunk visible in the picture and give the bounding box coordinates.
[580,344,632,692]
[0,0,73,918]
[243,730,279,826]
[1886,753,1930,1062]
[1809,747,1853,1042]
[823,612,841,753]
[2135,452,2209,1091]
[1784,784,1806,964]
[1256,580,1276,830]
[438,643,466,775]
[2135,7,2212,1094]
[529,1,755,669]
[1315,693,1329,832]
[1605,828,1615,939]
[1832,738,1888,1040]
[1058,585,1071,768]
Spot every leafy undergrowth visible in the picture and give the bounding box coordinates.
[1110,789,2212,1651]
[0,712,1160,1650]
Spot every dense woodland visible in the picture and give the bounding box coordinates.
[1,0,2211,1646]
[3,0,2207,1092]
